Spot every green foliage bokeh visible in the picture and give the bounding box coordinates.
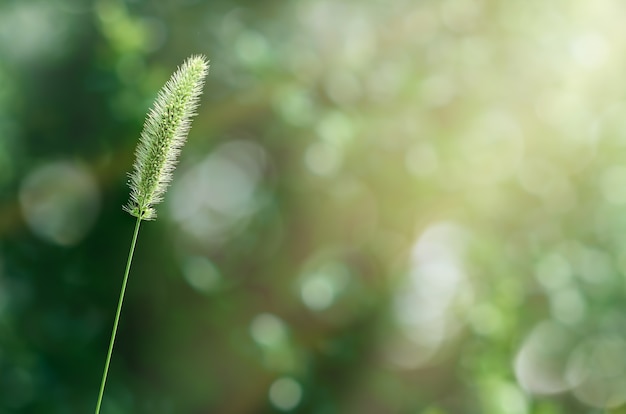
[2,0,626,413]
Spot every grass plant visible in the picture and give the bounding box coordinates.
[95,55,209,414]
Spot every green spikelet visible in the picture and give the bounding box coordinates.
[124,55,209,220]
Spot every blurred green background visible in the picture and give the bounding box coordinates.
[3,0,626,413]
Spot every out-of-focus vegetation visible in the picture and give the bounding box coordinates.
[2,0,626,412]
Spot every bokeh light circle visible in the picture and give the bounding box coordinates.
[19,161,100,246]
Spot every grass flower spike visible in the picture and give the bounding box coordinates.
[95,55,208,414]
[124,54,209,220]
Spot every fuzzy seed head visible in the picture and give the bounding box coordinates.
[124,55,209,220]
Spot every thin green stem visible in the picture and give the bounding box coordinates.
[95,216,142,414]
